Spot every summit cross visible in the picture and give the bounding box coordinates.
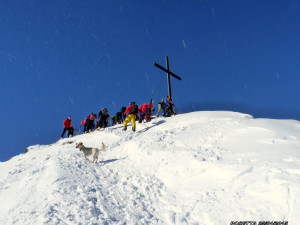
[153,56,182,100]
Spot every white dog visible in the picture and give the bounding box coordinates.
[76,142,106,163]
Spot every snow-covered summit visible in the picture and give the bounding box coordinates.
[0,111,299,225]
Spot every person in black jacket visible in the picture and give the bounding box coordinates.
[116,111,123,124]
[98,108,110,128]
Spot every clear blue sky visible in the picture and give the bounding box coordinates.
[1,0,300,161]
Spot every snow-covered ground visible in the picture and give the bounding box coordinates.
[0,111,299,225]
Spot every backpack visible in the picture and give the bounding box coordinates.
[132,105,138,115]
[101,108,108,116]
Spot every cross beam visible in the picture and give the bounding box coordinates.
[153,56,182,100]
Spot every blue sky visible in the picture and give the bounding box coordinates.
[1,0,300,161]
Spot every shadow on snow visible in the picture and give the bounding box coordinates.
[100,156,128,165]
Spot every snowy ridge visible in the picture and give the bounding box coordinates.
[0,111,300,225]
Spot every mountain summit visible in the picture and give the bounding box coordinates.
[0,111,299,224]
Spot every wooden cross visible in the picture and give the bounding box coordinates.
[153,56,182,100]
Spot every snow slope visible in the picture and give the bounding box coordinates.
[0,111,300,225]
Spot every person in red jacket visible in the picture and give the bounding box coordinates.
[60,116,74,139]
[138,103,153,123]
[144,103,154,122]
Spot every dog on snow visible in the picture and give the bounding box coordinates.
[76,142,106,163]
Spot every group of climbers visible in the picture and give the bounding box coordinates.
[60,96,176,138]
[79,108,110,134]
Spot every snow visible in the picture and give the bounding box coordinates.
[0,111,299,225]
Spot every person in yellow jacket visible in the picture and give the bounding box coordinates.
[123,101,138,132]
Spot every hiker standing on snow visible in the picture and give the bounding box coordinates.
[61,116,74,139]
[98,108,110,128]
[116,111,123,124]
[123,101,138,132]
